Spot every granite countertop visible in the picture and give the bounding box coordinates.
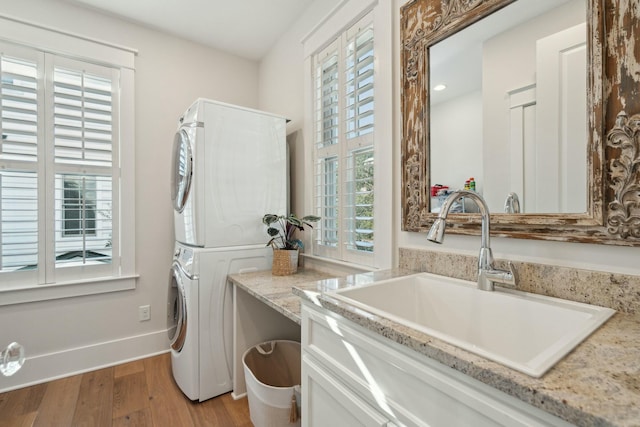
[229,267,640,426]
[228,267,345,324]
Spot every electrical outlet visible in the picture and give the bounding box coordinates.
[139,305,150,321]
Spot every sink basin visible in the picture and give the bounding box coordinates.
[328,273,615,377]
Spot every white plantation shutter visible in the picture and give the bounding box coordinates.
[1,55,39,162]
[345,23,374,139]
[318,48,339,149]
[0,171,38,270]
[344,21,374,254]
[51,61,116,269]
[316,156,339,247]
[345,148,374,252]
[53,67,114,168]
[314,41,340,248]
[0,50,41,273]
[313,12,375,265]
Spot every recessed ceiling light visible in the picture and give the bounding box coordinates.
[433,84,447,91]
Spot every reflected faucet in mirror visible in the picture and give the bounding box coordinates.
[504,192,521,213]
[427,190,517,291]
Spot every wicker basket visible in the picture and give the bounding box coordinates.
[272,249,299,276]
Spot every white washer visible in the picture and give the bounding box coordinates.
[167,241,272,401]
[171,98,287,248]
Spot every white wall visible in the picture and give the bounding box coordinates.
[0,0,259,390]
[430,90,483,195]
[258,0,343,217]
[259,0,640,285]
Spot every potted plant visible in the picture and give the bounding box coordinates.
[263,213,320,275]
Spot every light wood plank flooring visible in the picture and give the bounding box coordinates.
[0,353,252,427]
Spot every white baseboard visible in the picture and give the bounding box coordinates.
[231,391,247,400]
[0,329,169,393]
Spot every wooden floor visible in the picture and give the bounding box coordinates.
[0,353,252,427]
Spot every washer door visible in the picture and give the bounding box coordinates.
[170,129,193,214]
[168,265,188,352]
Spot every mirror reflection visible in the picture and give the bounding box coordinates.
[429,0,586,214]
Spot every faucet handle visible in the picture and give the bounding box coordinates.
[495,261,518,288]
[479,261,518,291]
[487,261,518,289]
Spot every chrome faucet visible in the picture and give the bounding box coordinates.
[427,190,517,291]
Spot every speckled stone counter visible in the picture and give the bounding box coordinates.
[228,268,344,324]
[292,269,640,427]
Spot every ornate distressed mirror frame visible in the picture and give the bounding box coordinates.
[401,0,640,246]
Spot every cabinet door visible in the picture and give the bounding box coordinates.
[302,355,391,427]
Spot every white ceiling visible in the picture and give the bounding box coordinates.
[67,0,314,60]
[430,0,574,106]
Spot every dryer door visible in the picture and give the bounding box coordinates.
[168,264,188,352]
[170,129,193,213]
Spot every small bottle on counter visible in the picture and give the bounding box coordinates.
[469,177,476,191]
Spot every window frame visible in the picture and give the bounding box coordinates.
[303,0,393,270]
[0,15,137,305]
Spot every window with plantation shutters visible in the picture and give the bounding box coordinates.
[312,12,376,265]
[0,24,134,298]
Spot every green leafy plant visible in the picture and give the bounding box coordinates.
[263,213,320,250]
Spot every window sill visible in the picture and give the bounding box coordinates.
[0,275,138,306]
[301,254,377,275]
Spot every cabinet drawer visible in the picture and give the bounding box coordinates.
[302,355,394,427]
[302,301,571,427]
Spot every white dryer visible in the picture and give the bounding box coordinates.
[171,98,287,248]
[168,241,272,401]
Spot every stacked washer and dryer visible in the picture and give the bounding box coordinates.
[167,99,287,401]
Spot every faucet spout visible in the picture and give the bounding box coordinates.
[427,190,517,291]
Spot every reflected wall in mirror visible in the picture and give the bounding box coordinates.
[401,0,640,245]
[429,0,586,214]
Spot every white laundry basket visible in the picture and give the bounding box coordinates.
[243,340,301,427]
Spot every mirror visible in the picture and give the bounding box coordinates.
[429,0,586,214]
[401,0,640,246]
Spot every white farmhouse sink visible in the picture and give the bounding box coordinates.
[329,273,615,377]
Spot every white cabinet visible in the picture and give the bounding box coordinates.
[301,300,572,427]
